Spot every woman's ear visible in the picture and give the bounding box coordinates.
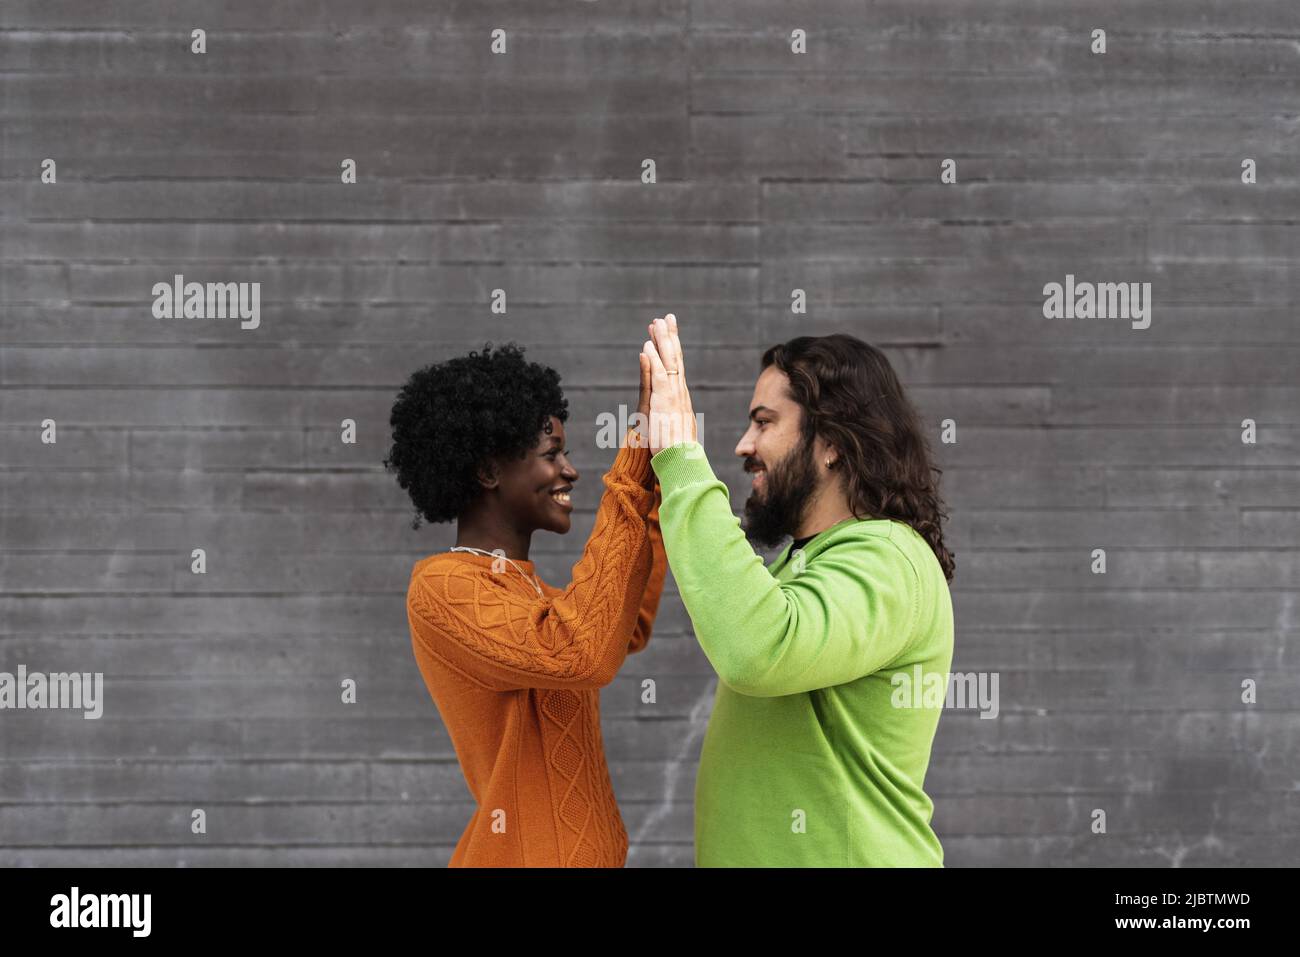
[475,459,500,490]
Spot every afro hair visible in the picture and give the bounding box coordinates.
[383,342,569,528]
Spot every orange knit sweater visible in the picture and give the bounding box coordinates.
[406,431,667,867]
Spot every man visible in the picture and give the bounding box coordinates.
[641,315,956,866]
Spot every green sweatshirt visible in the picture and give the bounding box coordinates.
[651,441,954,867]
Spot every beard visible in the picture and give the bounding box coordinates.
[741,430,819,550]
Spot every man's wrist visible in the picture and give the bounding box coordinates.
[650,440,712,490]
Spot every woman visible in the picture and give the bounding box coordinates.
[384,341,665,867]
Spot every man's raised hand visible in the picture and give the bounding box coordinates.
[643,313,698,456]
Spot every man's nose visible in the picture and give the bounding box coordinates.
[735,427,756,459]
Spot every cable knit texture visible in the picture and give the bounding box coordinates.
[406,430,667,867]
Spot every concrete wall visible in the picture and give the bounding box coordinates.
[1,1,1297,866]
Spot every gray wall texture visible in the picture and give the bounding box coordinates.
[2,1,1298,866]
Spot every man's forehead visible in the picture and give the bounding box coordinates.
[749,367,792,413]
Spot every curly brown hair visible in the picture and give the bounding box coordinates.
[761,334,955,582]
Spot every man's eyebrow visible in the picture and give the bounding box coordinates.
[748,405,777,421]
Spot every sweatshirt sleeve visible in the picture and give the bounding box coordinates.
[407,429,656,692]
[650,441,919,698]
[628,484,666,655]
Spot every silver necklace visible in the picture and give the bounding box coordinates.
[448,546,544,596]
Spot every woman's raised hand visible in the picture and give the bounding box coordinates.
[630,351,653,449]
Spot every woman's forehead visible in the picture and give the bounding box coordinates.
[537,416,565,445]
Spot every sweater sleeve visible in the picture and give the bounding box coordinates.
[628,484,666,655]
[650,441,919,698]
[407,429,656,692]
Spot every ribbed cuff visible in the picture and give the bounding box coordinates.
[650,441,716,492]
[610,428,654,488]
